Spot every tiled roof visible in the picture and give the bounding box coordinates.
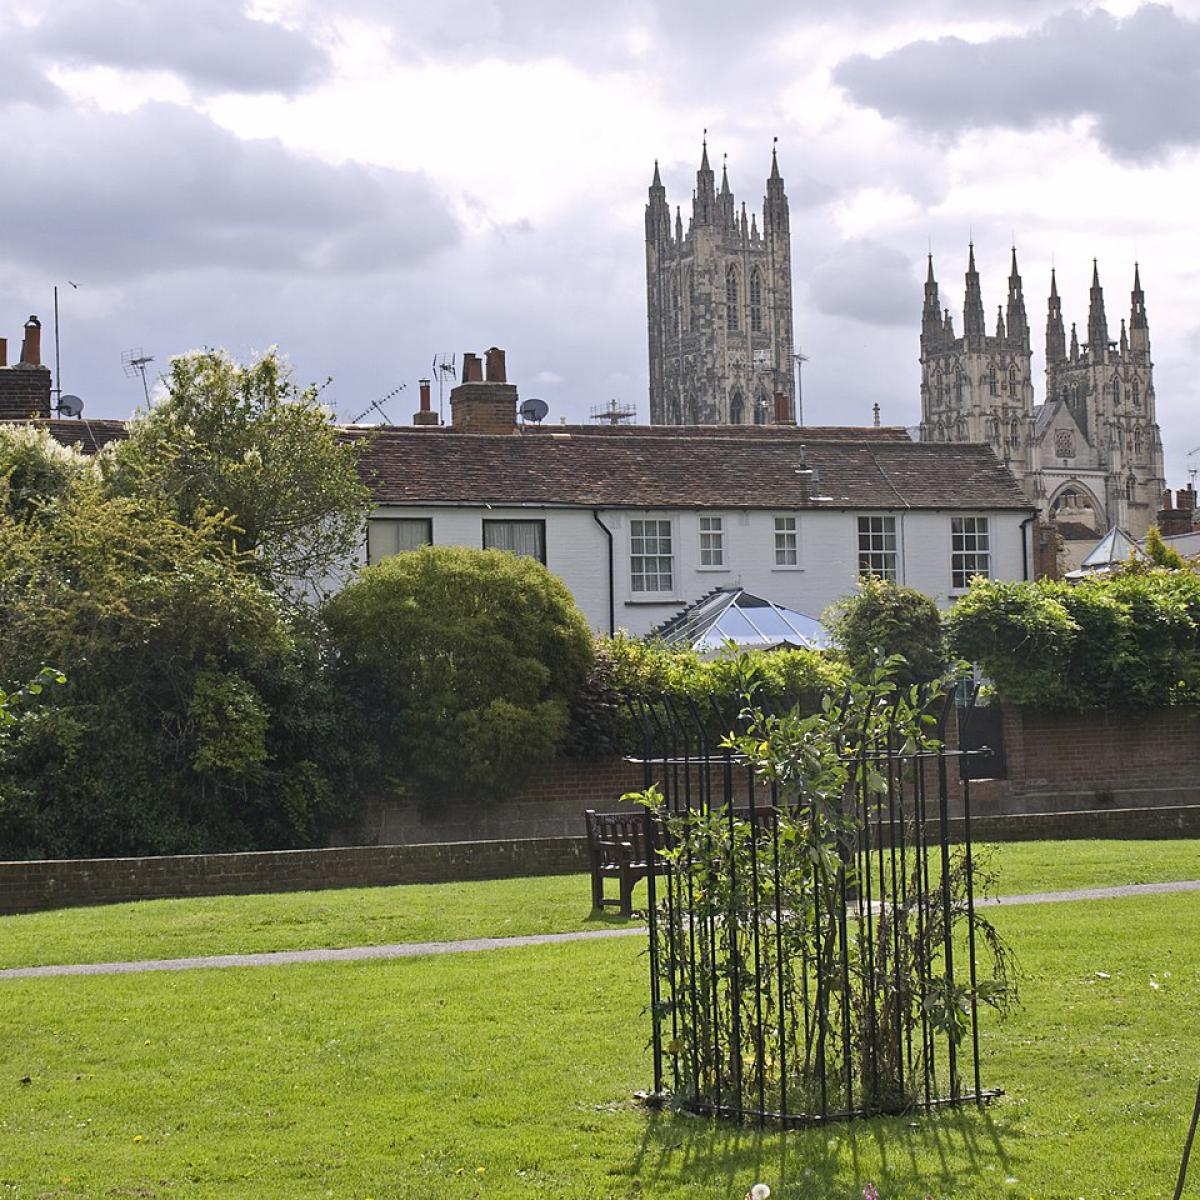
[10,418,129,452]
[359,428,1032,510]
[525,423,911,442]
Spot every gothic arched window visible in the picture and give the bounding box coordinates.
[684,268,694,333]
[1111,376,1121,406]
[935,372,944,404]
[1133,425,1144,457]
[726,266,739,331]
[1126,475,1137,502]
[1131,378,1141,408]
[1010,417,1020,443]
[729,393,745,425]
[954,368,964,404]
[1008,366,1018,396]
[671,281,680,333]
[988,364,998,396]
[749,269,762,332]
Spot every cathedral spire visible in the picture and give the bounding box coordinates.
[922,254,942,343]
[963,243,986,341]
[1087,258,1109,357]
[646,158,669,243]
[1006,245,1029,349]
[764,138,788,232]
[1046,268,1065,365]
[1130,261,1150,355]
[996,305,1006,339]
[694,131,716,225]
[651,159,662,188]
[1070,322,1079,362]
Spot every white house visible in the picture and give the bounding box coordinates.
[354,351,1037,635]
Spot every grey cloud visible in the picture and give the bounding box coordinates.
[0,104,459,282]
[834,4,1200,161]
[0,55,62,107]
[31,0,330,94]
[808,240,916,327]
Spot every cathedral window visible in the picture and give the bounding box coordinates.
[1008,366,1018,397]
[729,393,744,424]
[1133,426,1144,457]
[1054,429,1075,458]
[749,269,762,332]
[1125,476,1137,502]
[857,516,897,581]
[988,364,998,396]
[954,368,964,404]
[726,266,739,331]
[1111,377,1121,405]
[1131,378,1141,407]
[935,372,944,404]
[951,517,991,589]
[685,269,694,333]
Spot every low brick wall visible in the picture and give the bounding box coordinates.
[2,806,1198,916]
[0,837,589,916]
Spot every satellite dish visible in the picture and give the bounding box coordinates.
[520,397,549,424]
[57,394,84,418]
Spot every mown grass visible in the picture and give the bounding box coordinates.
[0,838,1197,970]
[0,891,1197,1198]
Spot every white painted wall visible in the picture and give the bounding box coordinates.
[361,503,1034,636]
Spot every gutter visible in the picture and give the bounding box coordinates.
[1019,512,1037,580]
[592,509,616,636]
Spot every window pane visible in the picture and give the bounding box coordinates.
[857,515,897,581]
[699,515,724,567]
[483,520,545,562]
[951,517,990,588]
[368,518,431,563]
[631,520,674,592]
[774,516,798,566]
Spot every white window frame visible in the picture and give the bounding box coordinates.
[629,517,676,597]
[773,514,800,569]
[857,515,898,581]
[951,516,991,591]
[698,514,726,569]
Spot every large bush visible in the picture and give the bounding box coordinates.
[824,576,946,685]
[947,569,1200,711]
[323,546,594,805]
[564,634,847,757]
[0,477,356,857]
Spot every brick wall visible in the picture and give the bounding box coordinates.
[0,837,590,915]
[0,365,52,421]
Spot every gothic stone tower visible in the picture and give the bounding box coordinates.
[1038,262,1165,539]
[646,139,794,425]
[918,246,1036,477]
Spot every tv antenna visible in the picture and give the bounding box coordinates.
[52,280,79,402]
[350,382,407,425]
[520,397,550,425]
[432,353,456,422]
[122,347,155,404]
[793,347,809,427]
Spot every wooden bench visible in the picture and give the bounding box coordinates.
[584,804,790,918]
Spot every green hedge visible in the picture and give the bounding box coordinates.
[947,568,1200,711]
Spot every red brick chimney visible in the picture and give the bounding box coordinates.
[450,346,519,434]
[773,392,794,425]
[0,315,52,421]
[413,377,439,427]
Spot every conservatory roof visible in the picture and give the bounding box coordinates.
[1065,525,1140,578]
[654,587,830,655]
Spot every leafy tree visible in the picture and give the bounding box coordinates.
[0,475,355,857]
[323,546,594,805]
[1143,525,1186,569]
[0,424,92,521]
[824,576,946,685]
[107,349,372,598]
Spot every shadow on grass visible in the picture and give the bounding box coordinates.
[624,1101,1024,1198]
[582,907,647,927]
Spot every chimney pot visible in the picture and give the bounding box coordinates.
[1163,490,1174,510]
[485,347,507,383]
[773,391,794,424]
[0,337,7,367]
[462,353,483,383]
[20,315,41,366]
[418,379,431,412]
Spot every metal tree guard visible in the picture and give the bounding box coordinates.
[627,685,1007,1127]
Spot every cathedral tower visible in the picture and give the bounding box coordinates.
[918,246,1035,475]
[1039,262,1165,538]
[646,139,795,424]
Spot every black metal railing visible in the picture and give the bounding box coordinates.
[626,685,1007,1127]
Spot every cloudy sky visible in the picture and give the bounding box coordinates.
[2,0,1199,479]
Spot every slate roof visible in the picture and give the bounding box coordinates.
[525,423,911,442]
[358,429,1032,511]
[22,418,127,452]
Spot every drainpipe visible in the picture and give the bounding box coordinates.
[1019,514,1037,580]
[592,509,615,635]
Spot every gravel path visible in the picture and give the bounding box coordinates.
[2,878,1197,981]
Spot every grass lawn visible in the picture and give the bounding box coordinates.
[0,838,1197,971]
[0,891,1197,1198]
